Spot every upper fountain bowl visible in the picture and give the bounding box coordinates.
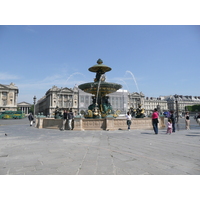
[88,58,111,73]
[78,58,122,96]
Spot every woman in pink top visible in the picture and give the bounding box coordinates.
[152,108,159,134]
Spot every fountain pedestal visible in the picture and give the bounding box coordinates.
[73,117,84,131]
[37,116,165,131]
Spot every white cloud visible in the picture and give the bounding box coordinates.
[0,72,20,80]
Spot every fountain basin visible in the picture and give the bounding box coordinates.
[78,81,122,96]
[36,117,165,131]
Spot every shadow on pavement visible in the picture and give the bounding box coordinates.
[185,134,200,137]
[141,132,154,135]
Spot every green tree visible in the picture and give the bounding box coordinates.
[29,105,34,114]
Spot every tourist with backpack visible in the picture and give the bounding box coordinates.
[185,112,190,130]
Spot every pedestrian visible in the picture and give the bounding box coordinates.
[67,109,74,130]
[166,110,170,118]
[169,110,176,132]
[28,113,34,126]
[185,112,190,130]
[152,108,159,134]
[166,119,172,134]
[194,113,198,121]
[126,111,132,131]
[61,110,68,131]
[196,113,200,126]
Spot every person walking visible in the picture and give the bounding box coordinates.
[170,110,176,132]
[166,119,172,134]
[61,110,68,131]
[67,109,74,130]
[185,112,190,130]
[28,113,34,126]
[126,111,132,131]
[152,108,159,134]
[196,113,200,126]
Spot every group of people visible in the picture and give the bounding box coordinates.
[28,110,74,130]
[126,108,198,134]
[160,110,192,134]
[61,109,74,131]
[126,108,160,133]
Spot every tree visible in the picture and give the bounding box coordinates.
[29,105,34,114]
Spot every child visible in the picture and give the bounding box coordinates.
[126,111,132,131]
[166,119,172,134]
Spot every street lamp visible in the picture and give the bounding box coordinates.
[157,104,160,115]
[174,94,179,130]
[33,95,37,116]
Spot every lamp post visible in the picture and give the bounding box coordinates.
[174,94,179,130]
[157,104,160,115]
[33,95,36,117]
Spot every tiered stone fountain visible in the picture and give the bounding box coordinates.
[78,59,122,118]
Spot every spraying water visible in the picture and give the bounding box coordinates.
[66,72,85,84]
[96,74,105,105]
[125,71,140,93]
[119,79,130,91]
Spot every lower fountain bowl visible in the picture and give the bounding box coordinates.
[78,82,122,95]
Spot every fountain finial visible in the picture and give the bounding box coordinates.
[97,59,103,64]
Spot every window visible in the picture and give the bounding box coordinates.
[3,100,7,106]
[80,96,84,103]
[85,96,89,105]
[2,92,7,96]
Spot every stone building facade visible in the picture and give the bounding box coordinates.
[164,95,200,113]
[144,97,168,116]
[35,85,79,117]
[0,83,19,112]
[127,92,168,116]
[17,102,32,114]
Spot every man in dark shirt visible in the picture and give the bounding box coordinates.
[61,110,68,131]
[170,110,175,132]
[67,109,74,130]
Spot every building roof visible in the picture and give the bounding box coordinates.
[0,83,18,91]
[17,102,32,106]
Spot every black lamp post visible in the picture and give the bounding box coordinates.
[174,94,179,124]
[33,95,36,116]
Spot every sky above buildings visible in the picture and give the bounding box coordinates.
[1,0,200,104]
[0,25,200,104]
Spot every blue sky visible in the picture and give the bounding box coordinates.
[0,25,200,103]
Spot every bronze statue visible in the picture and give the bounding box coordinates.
[135,104,145,118]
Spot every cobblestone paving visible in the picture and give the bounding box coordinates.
[0,117,200,175]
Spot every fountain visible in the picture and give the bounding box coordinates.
[35,59,165,131]
[78,59,122,118]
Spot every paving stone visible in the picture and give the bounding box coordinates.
[0,118,200,175]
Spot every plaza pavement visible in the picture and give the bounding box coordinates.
[0,117,200,175]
